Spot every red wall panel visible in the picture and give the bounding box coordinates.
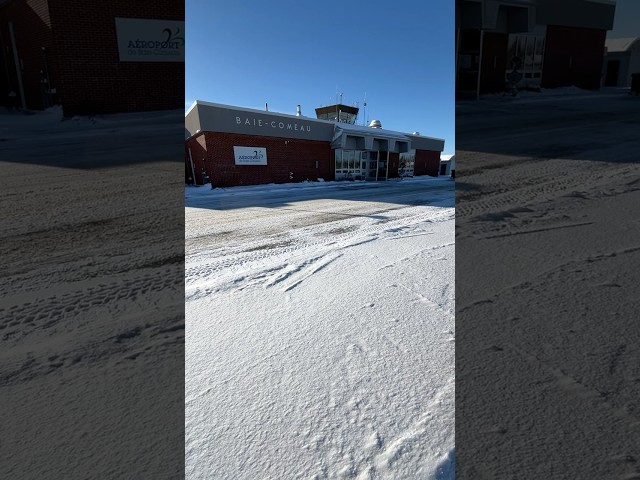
[189,132,334,187]
[414,149,441,177]
[542,25,606,90]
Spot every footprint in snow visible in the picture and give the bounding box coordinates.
[365,431,383,450]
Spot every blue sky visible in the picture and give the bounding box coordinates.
[608,0,640,38]
[186,0,455,155]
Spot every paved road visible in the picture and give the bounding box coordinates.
[186,178,454,253]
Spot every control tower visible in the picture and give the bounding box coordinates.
[315,103,359,124]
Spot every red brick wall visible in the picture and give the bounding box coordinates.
[188,132,334,187]
[185,134,209,185]
[542,25,607,90]
[46,0,183,116]
[414,149,441,177]
[0,0,55,110]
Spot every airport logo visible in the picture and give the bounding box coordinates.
[234,146,268,165]
[116,18,185,62]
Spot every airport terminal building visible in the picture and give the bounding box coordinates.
[456,0,616,98]
[184,101,445,187]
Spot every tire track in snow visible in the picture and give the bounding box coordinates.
[186,205,450,300]
[281,253,344,292]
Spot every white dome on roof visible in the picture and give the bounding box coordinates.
[369,119,382,128]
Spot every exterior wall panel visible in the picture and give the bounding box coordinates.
[193,132,333,187]
[542,25,607,90]
[480,31,509,94]
[0,0,55,110]
[47,0,183,116]
[1,0,184,115]
[414,149,442,177]
[388,152,400,179]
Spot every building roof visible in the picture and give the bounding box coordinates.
[315,104,359,115]
[186,100,445,152]
[605,37,640,53]
[457,0,616,31]
[332,122,412,141]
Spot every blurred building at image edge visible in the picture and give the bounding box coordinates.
[185,102,448,188]
[604,37,640,88]
[456,0,617,98]
[0,0,183,116]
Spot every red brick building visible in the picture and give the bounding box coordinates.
[0,0,183,116]
[184,102,446,187]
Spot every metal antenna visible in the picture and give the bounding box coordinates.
[363,92,367,126]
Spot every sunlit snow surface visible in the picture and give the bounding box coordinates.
[185,177,455,479]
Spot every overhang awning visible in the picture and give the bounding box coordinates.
[331,124,412,153]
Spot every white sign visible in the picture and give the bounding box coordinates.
[115,18,185,62]
[234,146,267,165]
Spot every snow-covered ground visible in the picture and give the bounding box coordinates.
[455,89,640,477]
[1,107,184,478]
[185,177,455,479]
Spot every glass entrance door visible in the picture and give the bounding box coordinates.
[335,150,387,181]
[377,151,388,181]
[365,151,378,181]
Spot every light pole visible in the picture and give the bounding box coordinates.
[41,46,51,107]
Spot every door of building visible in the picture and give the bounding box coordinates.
[480,32,509,94]
[605,60,620,87]
[365,151,378,181]
[377,151,388,181]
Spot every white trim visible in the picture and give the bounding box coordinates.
[192,100,337,125]
[185,100,198,117]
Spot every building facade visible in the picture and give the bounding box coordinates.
[185,102,445,187]
[604,37,640,88]
[0,0,183,116]
[456,0,616,98]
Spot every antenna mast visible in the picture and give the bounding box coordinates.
[363,92,367,126]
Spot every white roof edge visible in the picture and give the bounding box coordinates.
[185,100,198,117]
[191,100,337,125]
[605,37,640,52]
[334,123,445,143]
[406,133,446,143]
[334,124,411,140]
[189,100,445,144]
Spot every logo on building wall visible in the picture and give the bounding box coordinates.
[234,146,268,165]
[115,18,185,62]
